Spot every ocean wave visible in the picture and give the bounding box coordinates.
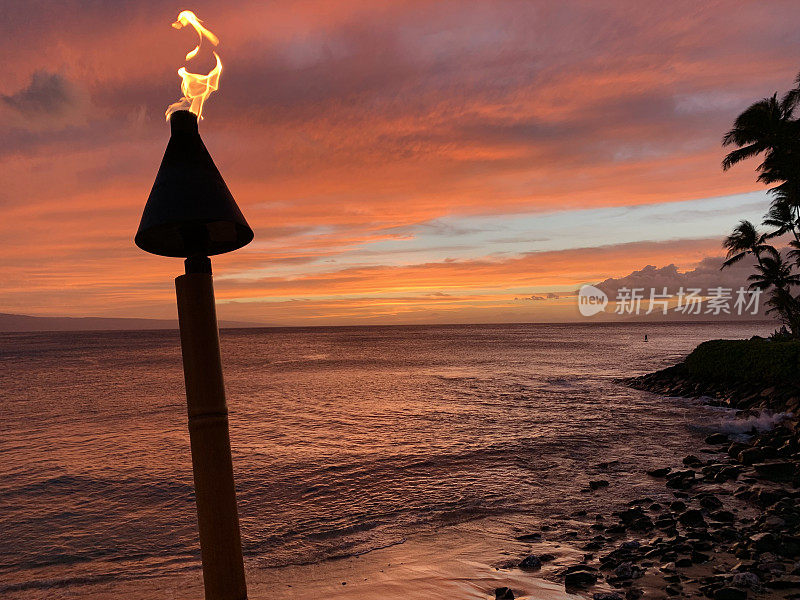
[689,408,793,439]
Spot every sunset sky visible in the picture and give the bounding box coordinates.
[2,0,798,325]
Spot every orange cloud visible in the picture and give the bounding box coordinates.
[0,1,796,323]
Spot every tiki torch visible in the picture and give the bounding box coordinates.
[134,11,250,600]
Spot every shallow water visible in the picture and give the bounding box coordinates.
[0,321,773,596]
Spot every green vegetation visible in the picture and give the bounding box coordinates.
[684,339,800,384]
[721,72,800,337]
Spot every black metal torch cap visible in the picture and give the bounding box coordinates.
[135,110,254,258]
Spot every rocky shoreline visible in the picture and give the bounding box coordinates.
[492,359,800,600]
[623,361,800,416]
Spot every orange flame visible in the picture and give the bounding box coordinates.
[165,10,221,121]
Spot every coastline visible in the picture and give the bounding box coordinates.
[477,344,800,600]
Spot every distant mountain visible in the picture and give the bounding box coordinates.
[0,313,262,332]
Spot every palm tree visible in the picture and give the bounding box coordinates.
[722,87,800,184]
[721,72,800,335]
[747,253,800,336]
[788,240,800,268]
[763,189,800,241]
[721,220,770,268]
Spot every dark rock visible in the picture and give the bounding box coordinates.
[617,507,647,526]
[706,433,729,444]
[713,527,739,542]
[495,587,515,599]
[629,497,654,506]
[699,495,724,510]
[647,467,671,477]
[753,461,795,481]
[655,517,677,530]
[564,569,598,588]
[519,555,542,570]
[675,556,693,567]
[630,516,654,532]
[728,442,749,458]
[678,509,707,528]
[606,525,627,535]
[625,588,643,600]
[738,448,764,465]
[709,510,736,523]
[764,576,800,589]
[750,532,776,551]
[514,533,541,541]
[691,550,711,564]
[539,553,556,563]
[730,572,760,590]
[613,561,643,580]
[665,583,682,596]
[713,587,747,600]
[670,500,687,512]
[755,488,787,507]
[593,594,623,600]
[666,470,696,489]
[716,465,743,481]
[564,564,598,574]
[583,541,604,551]
[683,455,704,467]
[590,479,610,490]
[598,460,620,469]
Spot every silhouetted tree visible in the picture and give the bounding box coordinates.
[721,220,769,267]
[722,72,800,337]
[747,253,800,333]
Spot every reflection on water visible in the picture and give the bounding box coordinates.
[0,321,771,594]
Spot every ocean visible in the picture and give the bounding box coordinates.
[0,321,775,598]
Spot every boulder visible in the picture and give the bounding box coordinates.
[630,516,654,532]
[713,587,747,600]
[495,587,515,599]
[613,561,643,580]
[647,467,671,477]
[750,532,776,551]
[738,447,764,465]
[670,500,687,512]
[678,509,707,528]
[666,470,696,489]
[730,572,761,590]
[539,553,556,562]
[764,576,800,589]
[706,432,729,444]
[564,570,597,588]
[699,495,724,510]
[753,461,795,481]
[709,510,736,523]
[683,455,704,467]
[518,555,542,570]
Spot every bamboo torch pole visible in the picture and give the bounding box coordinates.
[175,255,248,600]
